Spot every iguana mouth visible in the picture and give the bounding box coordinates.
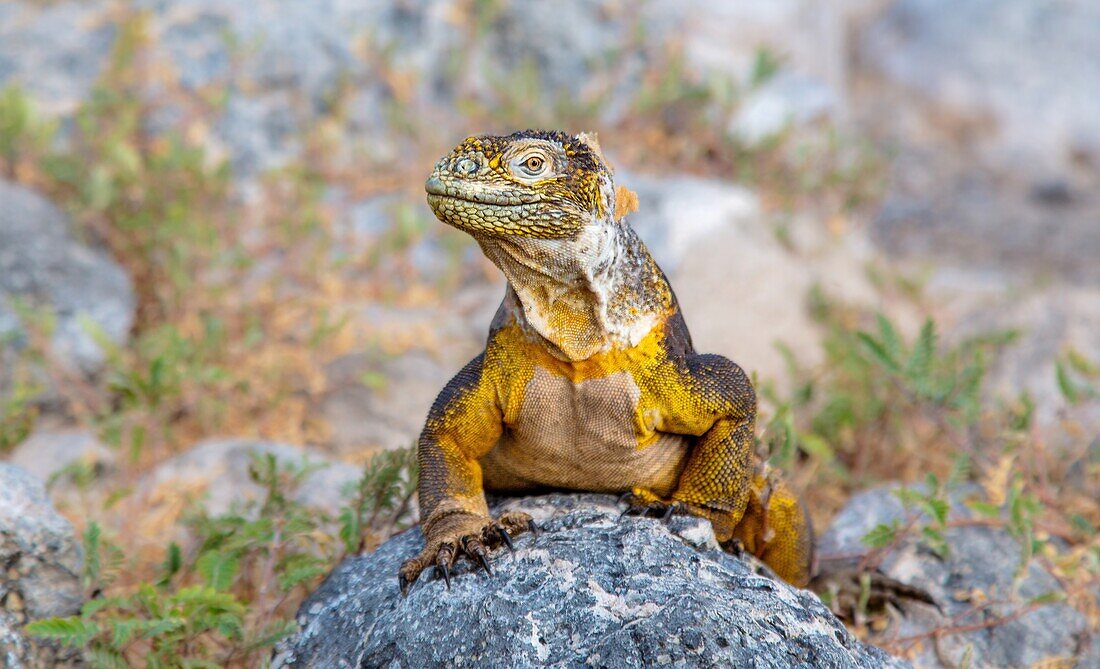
[425,176,543,207]
[425,193,524,208]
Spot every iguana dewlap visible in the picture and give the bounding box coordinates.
[398,130,813,594]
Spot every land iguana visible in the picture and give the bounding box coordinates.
[398,130,814,594]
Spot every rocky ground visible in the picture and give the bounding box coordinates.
[1,0,1098,667]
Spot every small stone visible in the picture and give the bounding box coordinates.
[0,180,135,381]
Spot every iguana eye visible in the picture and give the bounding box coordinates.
[518,154,548,176]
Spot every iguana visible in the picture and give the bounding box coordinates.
[398,130,813,594]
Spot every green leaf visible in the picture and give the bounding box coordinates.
[861,522,898,548]
[921,497,949,526]
[1070,514,1094,536]
[241,619,298,652]
[1027,591,1066,606]
[1067,348,1100,377]
[920,526,950,558]
[905,319,937,385]
[877,313,903,362]
[86,644,129,669]
[25,617,101,647]
[947,454,971,486]
[856,331,900,373]
[158,542,182,587]
[1055,360,1081,405]
[277,559,326,590]
[797,432,835,461]
[967,501,1002,518]
[195,551,240,592]
[83,522,103,587]
[169,585,245,618]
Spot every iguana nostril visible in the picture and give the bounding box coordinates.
[456,158,479,175]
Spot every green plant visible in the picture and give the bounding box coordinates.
[27,455,317,666]
[0,371,40,453]
[1055,348,1100,405]
[339,445,418,554]
[0,84,56,178]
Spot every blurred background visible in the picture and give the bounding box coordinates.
[0,1,1097,666]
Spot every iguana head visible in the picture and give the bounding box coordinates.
[425,130,667,361]
[425,129,616,239]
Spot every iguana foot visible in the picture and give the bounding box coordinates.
[398,510,534,596]
[618,488,683,522]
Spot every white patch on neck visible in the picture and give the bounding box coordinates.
[482,223,661,361]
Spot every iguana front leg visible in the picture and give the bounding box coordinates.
[398,353,533,595]
[626,353,814,586]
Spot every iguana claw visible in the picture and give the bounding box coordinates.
[397,510,533,596]
[496,526,515,552]
[618,491,682,522]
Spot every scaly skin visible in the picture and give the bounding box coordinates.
[398,130,813,594]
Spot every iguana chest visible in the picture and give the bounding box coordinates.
[479,364,692,496]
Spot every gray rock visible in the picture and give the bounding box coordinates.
[7,429,116,485]
[136,438,361,518]
[0,0,852,178]
[624,173,762,274]
[329,189,481,285]
[321,351,452,455]
[0,180,135,377]
[0,463,84,668]
[932,281,1100,437]
[275,493,906,669]
[821,485,1097,668]
[620,172,901,388]
[0,2,115,116]
[859,0,1100,284]
[862,0,1100,175]
[728,71,839,146]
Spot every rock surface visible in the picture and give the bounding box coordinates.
[0,180,135,378]
[7,429,116,485]
[820,485,1098,669]
[858,0,1100,284]
[625,173,904,385]
[0,0,849,177]
[0,464,84,668]
[927,277,1100,437]
[134,438,361,519]
[275,494,906,669]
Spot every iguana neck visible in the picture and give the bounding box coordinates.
[478,222,672,361]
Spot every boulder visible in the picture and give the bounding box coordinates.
[926,277,1100,437]
[819,485,1098,668]
[861,0,1100,176]
[7,429,116,485]
[0,180,135,378]
[624,173,906,387]
[275,493,906,668]
[134,438,361,519]
[321,351,455,456]
[0,463,84,668]
[858,0,1100,284]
